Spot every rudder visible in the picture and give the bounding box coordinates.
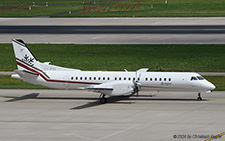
[12,39,38,71]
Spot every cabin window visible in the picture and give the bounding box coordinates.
[98,77,101,80]
[103,77,105,80]
[89,77,92,80]
[94,77,96,80]
[155,78,157,81]
[115,77,117,80]
[71,77,73,80]
[124,77,126,80]
[169,78,171,81]
[133,77,135,81]
[76,77,78,80]
[197,76,204,80]
[159,78,162,81]
[85,77,87,80]
[150,78,152,81]
[190,77,197,81]
[145,78,148,81]
[108,77,110,80]
[164,78,166,81]
[119,77,121,80]
[138,78,140,81]
[80,77,82,80]
[128,77,131,81]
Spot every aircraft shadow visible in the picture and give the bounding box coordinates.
[3,93,40,102]
[2,93,204,110]
[2,93,132,109]
[2,93,98,102]
[70,96,134,110]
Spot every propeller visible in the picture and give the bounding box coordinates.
[134,85,139,99]
[132,68,149,99]
[133,71,141,99]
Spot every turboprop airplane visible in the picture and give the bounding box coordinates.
[11,39,216,104]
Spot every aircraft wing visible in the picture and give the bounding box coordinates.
[86,85,113,95]
[86,81,134,96]
[87,87,113,91]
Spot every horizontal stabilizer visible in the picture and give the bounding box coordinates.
[14,70,39,79]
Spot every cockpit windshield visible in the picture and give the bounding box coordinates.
[190,76,205,81]
[197,76,205,80]
[190,77,197,81]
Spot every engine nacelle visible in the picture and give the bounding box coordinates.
[91,81,134,96]
[110,81,134,96]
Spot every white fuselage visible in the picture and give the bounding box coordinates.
[32,69,215,94]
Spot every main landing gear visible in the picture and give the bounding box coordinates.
[99,94,107,104]
[197,93,202,101]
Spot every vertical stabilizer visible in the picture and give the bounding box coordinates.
[12,39,38,71]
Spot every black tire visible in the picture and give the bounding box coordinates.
[197,97,202,101]
[100,97,107,104]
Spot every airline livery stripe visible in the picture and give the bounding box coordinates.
[16,61,48,81]
[16,60,100,85]
[16,60,186,89]
[16,58,50,78]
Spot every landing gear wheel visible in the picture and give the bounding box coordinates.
[100,97,107,104]
[197,97,202,101]
[99,94,107,104]
[197,93,202,101]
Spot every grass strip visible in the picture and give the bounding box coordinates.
[1,44,224,72]
[0,0,225,17]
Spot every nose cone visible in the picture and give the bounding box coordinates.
[209,83,216,90]
[207,82,216,91]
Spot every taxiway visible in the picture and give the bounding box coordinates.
[0,17,225,44]
[0,89,225,141]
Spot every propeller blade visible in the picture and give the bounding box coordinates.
[133,69,141,99]
[136,89,139,99]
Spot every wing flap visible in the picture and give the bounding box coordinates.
[86,85,113,95]
[87,87,113,91]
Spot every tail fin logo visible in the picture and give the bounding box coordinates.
[22,54,34,66]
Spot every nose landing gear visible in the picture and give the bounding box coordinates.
[197,93,202,101]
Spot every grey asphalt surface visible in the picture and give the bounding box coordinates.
[0,89,225,141]
[1,25,225,34]
[1,17,224,26]
[1,17,225,44]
